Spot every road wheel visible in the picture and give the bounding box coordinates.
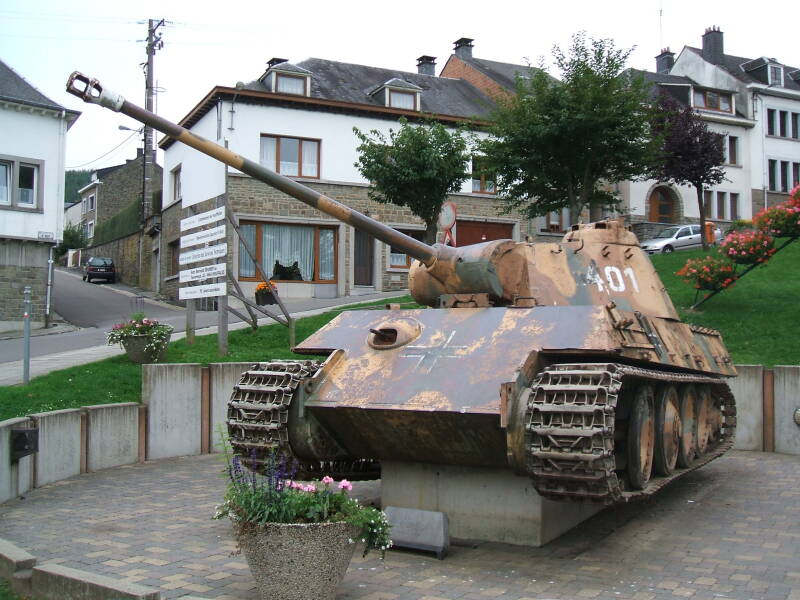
[662,245,674,253]
[695,385,712,456]
[86,276,92,283]
[677,385,698,467]
[627,384,655,490]
[653,384,681,476]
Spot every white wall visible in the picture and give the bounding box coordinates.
[0,104,69,242]
[753,93,800,197]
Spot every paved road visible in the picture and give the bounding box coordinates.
[1,451,799,599]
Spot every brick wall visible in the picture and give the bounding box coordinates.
[0,240,49,330]
[440,56,510,100]
[96,157,163,227]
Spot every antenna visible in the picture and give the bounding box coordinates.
[658,1,664,49]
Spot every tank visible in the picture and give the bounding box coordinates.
[67,72,737,504]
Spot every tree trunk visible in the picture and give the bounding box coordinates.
[695,183,709,250]
[424,219,438,245]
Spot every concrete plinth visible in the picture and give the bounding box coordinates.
[381,461,602,547]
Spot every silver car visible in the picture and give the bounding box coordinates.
[639,225,703,254]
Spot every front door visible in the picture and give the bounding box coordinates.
[455,220,514,246]
[354,229,374,286]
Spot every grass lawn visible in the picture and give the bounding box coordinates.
[650,237,799,367]
[0,296,416,422]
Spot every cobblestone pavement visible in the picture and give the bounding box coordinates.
[1,451,799,600]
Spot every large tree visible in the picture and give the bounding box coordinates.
[650,97,725,249]
[353,118,470,244]
[480,32,656,224]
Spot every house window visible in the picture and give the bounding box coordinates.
[781,161,789,192]
[727,136,738,165]
[238,221,337,283]
[0,161,9,205]
[729,193,739,220]
[389,229,425,268]
[793,163,800,188]
[693,90,732,113]
[768,159,777,191]
[471,157,496,194]
[716,192,726,220]
[767,109,776,136]
[703,190,713,216]
[541,210,568,233]
[779,111,788,138]
[792,113,799,139]
[260,135,320,178]
[168,240,179,276]
[276,73,306,96]
[769,65,783,86]
[0,158,43,210]
[388,90,416,110]
[88,194,95,211]
[172,165,182,203]
[87,220,94,239]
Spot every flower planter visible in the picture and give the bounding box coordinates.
[234,520,358,600]
[255,289,277,305]
[121,333,171,364]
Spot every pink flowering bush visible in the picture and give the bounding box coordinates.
[719,230,776,264]
[676,256,738,291]
[105,311,173,361]
[753,197,800,238]
[214,448,391,557]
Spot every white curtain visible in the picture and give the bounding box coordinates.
[279,137,299,176]
[260,137,277,171]
[264,223,314,281]
[318,229,334,280]
[0,163,8,204]
[18,165,35,206]
[239,224,257,278]
[277,75,305,95]
[302,140,319,177]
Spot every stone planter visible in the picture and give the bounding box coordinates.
[235,520,358,600]
[121,334,170,364]
[255,289,277,305]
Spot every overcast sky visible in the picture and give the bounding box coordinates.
[2,0,797,171]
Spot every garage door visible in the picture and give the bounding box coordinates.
[455,220,514,247]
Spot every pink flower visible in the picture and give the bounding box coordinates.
[321,476,334,486]
[338,479,352,492]
[304,484,317,493]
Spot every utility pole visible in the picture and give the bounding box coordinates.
[143,19,164,225]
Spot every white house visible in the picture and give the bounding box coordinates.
[0,59,80,331]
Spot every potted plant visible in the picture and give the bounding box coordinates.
[106,312,173,364]
[214,446,391,600]
[255,280,278,305]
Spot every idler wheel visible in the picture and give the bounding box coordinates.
[676,385,698,467]
[653,384,681,476]
[695,385,713,456]
[627,384,655,490]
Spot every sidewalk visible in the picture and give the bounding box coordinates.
[0,290,408,387]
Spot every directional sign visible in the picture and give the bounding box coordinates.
[181,207,225,232]
[179,263,226,283]
[179,282,227,300]
[179,243,227,266]
[180,224,226,248]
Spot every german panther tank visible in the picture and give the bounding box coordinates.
[67,72,736,504]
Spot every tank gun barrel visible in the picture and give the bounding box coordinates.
[65,72,437,267]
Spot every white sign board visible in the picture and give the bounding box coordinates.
[179,263,227,283]
[179,243,227,266]
[181,207,225,232]
[179,282,227,300]
[180,225,226,248]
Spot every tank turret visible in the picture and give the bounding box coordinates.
[67,72,736,507]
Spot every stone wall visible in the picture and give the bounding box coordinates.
[84,231,141,287]
[0,239,49,331]
[96,156,163,227]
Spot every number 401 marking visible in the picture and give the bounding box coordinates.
[589,265,640,294]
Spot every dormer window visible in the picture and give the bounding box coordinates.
[372,78,422,111]
[276,73,307,95]
[261,59,312,97]
[769,64,784,86]
[389,90,416,110]
[693,89,733,113]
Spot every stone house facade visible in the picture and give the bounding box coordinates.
[0,59,79,331]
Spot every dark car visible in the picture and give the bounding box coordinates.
[83,257,117,283]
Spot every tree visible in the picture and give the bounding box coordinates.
[353,118,470,244]
[480,32,657,224]
[650,97,725,249]
[64,169,91,205]
[55,222,88,258]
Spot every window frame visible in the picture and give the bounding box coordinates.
[388,89,418,111]
[259,134,321,179]
[388,228,425,269]
[168,239,180,277]
[275,73,308,96]
[768,159,777,191]
[86,220,95,240]
[172,165,182,204]
[471,156,496,195]
[769,65,784,86]
[767,109,776,136]
[237,220,338,284]
[0,154,44,213]
[693,89,733,113]
[729,193,739,220]
[727,136,738,165]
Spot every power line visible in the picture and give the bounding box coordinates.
[66,130,140,170]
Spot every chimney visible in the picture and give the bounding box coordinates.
[268,57,289,68]
[454,38,474,60]
[701,26,724,65]
[417,55,436,76]
[655,48,675,74]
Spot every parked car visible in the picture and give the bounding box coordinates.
[639,225,706,254]
[83,256,116,283]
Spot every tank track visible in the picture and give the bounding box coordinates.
[227,360,380,481]
[524,363,736,505]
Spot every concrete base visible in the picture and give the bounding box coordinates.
[381,462,602,547]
